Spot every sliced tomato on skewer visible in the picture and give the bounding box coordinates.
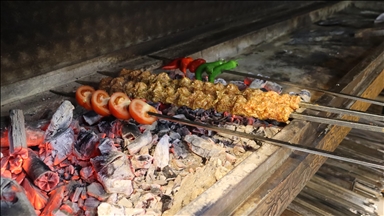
[129,99,158,125]
[108,92,131,120]
[75,85,95,110]
[91,90,111,116]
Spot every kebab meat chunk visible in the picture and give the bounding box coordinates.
[99,70,301,122]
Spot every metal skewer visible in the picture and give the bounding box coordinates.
[299,102,384,122]
[50,87,384,132]
[225,70,384,106]
[147,112,384,170]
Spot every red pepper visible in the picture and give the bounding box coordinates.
[179,57,194,74]
[187,58,206,73]
[162,57,184,70]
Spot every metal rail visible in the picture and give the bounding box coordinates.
[225,70,384,106]
[299,102,384,122]
[148,112,384,170]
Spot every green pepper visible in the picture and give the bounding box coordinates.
[208,60,238,83]
[195,60,225,81]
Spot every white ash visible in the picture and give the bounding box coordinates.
[153,135,170,169]
[126,130,153,155]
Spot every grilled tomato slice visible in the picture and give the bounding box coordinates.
[109,92,131,120]
[91,90,111,116]
[76,85,95,110]
[129,99,158,125]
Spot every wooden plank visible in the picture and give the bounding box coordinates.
[177,39,384,215]
[8,109,27,153]
[232,46,384,215]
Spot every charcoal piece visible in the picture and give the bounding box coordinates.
[8,109,27,153]
[169,131,181,140]
[162,166,177,179]
[91,151,135,196]
[153,135,170,170]
[122,122,141,138]
[44,100,74,141]
[98,138,117,155]
[22,149,59,192]
[263,81,283,94]
[74,128,99,160]
[229,80,248,91]
[1,178,37,216]
[156,122,171,136]
[49,127,75,165]
[70,186,84,203]
[171,139,188,159]
[127,130,153,155]
[83,197,101,212]
[87,182,110,201]
[98,120,123,138]
[83,111,104,126]
[40,185,67,216]
[161,195,173,213]
[176,127,191,137]
[184,135,226,159]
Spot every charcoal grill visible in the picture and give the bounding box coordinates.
[1,1,383,215]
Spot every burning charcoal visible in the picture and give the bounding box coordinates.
[98,120,123,138]
[40,184,67,216]
[172,114,188,120]
[127,130,153,155]
[122,122,142,138]
[184,135,226,160]
[74,128,99,160]
[131,154,153,170]
[87,182,110,201]
[161,194,173,213]
[70,186,84,203]
[162,165,177,179]
[21,178,48,210]
[98,138,117,155]
[171,139,189,159]
[90,151,134,196]
[153,135,170,170]
[1,178,37,216]
[83,197,101,212]
[63,200,81,214]
[83,111,104,126]
[44,100,74,141]
[22,149,59,192]
[80,166,94,181]
[48,128,75,165]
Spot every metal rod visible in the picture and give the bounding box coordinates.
[147,112,384,170]
[290,113,384,133]
[49,89,383,130]
[299,102,384,122]
[225,70,384,106]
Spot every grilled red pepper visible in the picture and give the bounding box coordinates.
[188,58,206,73]
[179,57,194,74]
[162,57,183,70]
